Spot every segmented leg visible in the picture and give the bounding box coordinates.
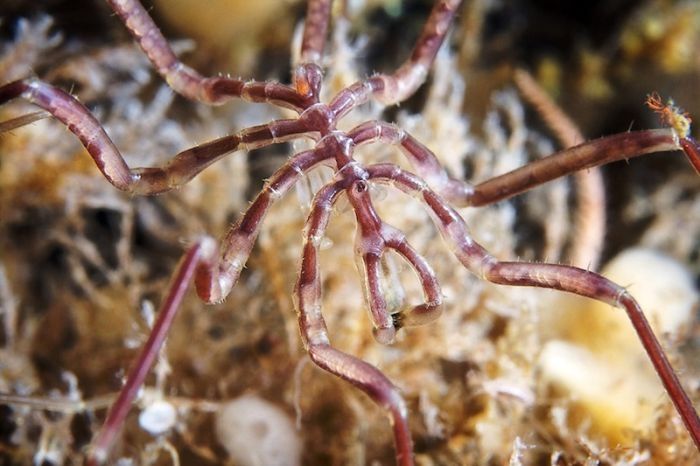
[349,122,699,214]
[329,0,464,117]
[194,147,333,303]
[385,233,443,328]
[368,164,700,451]
[349,121,473,204]
[0,79,309,194]
[0,109,48,132]
[483,262,700,447]
[106,0,311,110]
[347,176,442,344]
[374,0,463,105]
[300,0,333,65]
[680,137,700,173]
[466,128,696,207]
[87,238,216,465]
[295,181,414,466]
[84,147,333,463]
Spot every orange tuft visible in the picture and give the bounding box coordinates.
[646,92,692,138]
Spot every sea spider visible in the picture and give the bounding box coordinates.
[0,0,700,464]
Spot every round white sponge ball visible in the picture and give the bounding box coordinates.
[215,394,302,466]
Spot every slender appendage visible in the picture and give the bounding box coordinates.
[356,251,397,343]
[349,121,473,203]
[295,183,341,350]
[6,0,697,462]
[346,178,443,342]
[484,262,700,450]
[617,292,700,447]
[308,345,414,466]
[328,80,380,120]
[467,129,684,207]
[373,0,462,105]
[348,182,399,343]
[680,136,700,174]
[194,148,332,303]
[386,236,442,328]
[0,110,48,133]
[300,0,333,64]
[514,69,605,269]
[105,0,310,110]
[329,0,463,115]
[295,182,414,466]
[88,238,216,465]
[0,79,309,194]
[369,164,700,451]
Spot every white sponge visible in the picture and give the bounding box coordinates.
[215,395,302,466]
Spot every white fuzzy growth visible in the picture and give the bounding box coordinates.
[215,395,301,466]
[138,400,177,436]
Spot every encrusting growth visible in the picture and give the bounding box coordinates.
[0,1,699,464]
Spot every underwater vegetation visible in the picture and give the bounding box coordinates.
[0,1,700,464]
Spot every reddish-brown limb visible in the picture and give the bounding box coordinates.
[83,146,332,463]
[349,120,473,203]
[466,128,689,206]
[106,0,312,109]
[486,264,700,448]
[295,181,414,466]
[373,0,462,105]
[384,234,443,328]
[514,68,606,269]
[329,0,463,117]
[0,79,309,194]
[0,109,48,133]
[681,136,700,174]
[346,174,442,343]
[368,163,700,451]
[300,0,333,64]
[194,147,333,303]
[349,122,697,214]
[87,238,216,465]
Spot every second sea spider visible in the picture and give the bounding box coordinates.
[1,0,700,464]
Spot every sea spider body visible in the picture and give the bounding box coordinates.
[0,1,699,464]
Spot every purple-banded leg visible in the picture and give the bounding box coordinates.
[350,122,700,215]
[0,79,309,194]
[349,121,473,204]
[384,233,442,329]
[466,128,700,207]
[88,147,334,462]
[295,181,414,466]
[369,163,700,452]
[345,172,442,343]
[329,0,463,118]
[294,0,333,102]
[300,0,333,65]
[87,237,217,465]
[680,137,700,174]
[105,0,310,110]
[195,147,333,303]
[482,262,700,450]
